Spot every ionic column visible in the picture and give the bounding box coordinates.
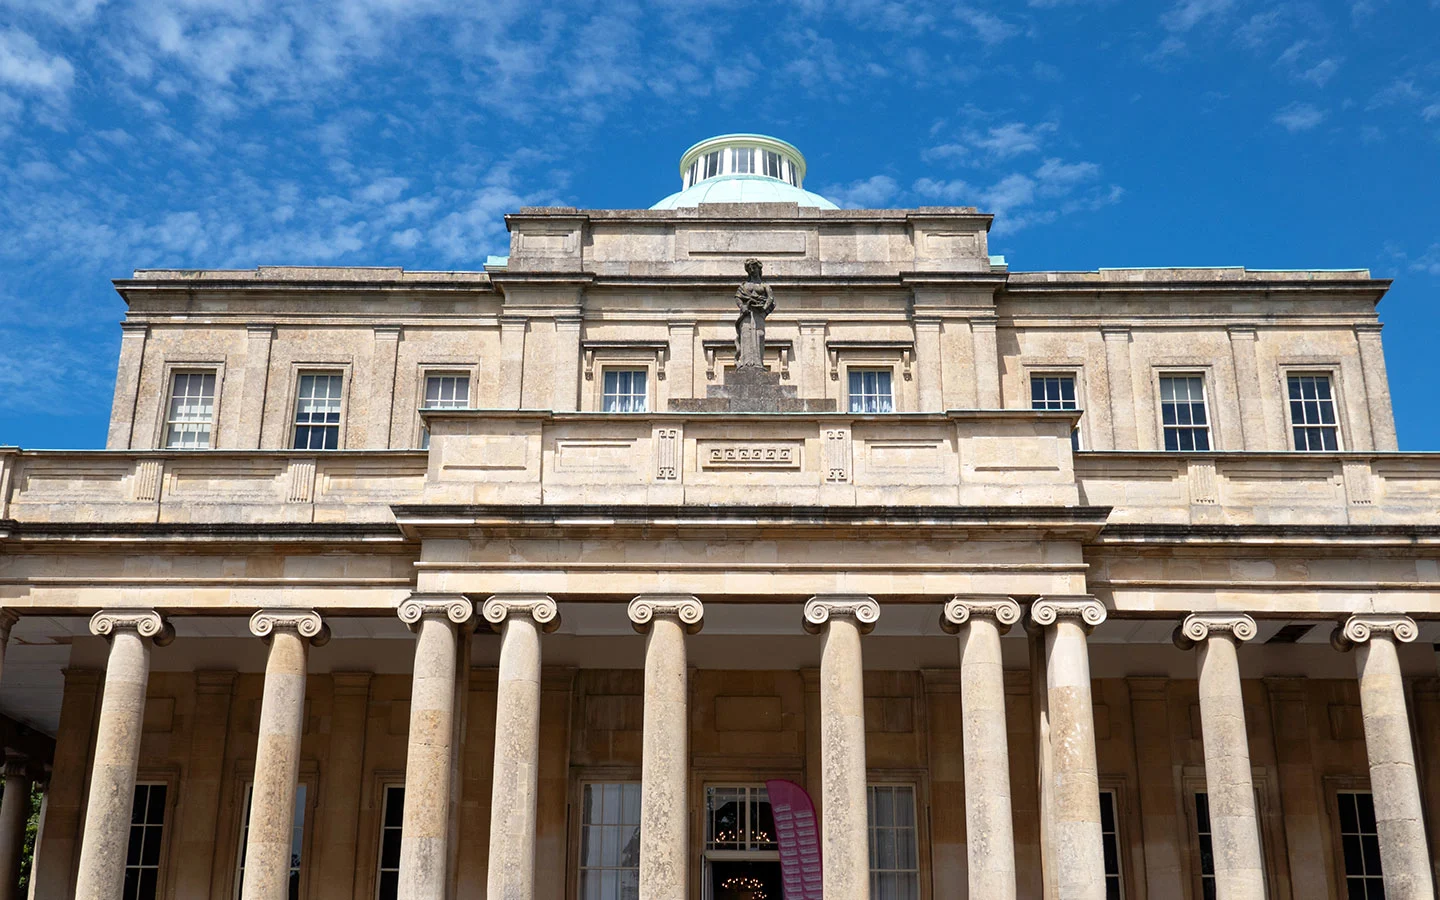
[1174,614,1265,900]
[803,595,880,900]
[0,756,33,900]
[942,597,1020,899]
[1333,615,1435,899]
[74,610,173,900]
[627,595,703,900]
[482,594,559,900]
[396,595,474,900]
[241,610,328,900]
[1029,597,1107,900]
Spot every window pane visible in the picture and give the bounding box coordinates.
[581,783,642,897]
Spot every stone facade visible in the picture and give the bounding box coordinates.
[0,137,1436,900]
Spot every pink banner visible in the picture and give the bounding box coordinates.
[766,779,823,900]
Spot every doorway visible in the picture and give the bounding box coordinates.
[703,785,783,900]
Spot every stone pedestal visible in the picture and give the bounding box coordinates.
[483,594,559,900]
[1334,615,1435,900]
[803,595,880,900]
[628,595,704,900]
[668,366,835,412]
[1176,614,1266,900]
[942,597,1021,900]
[1030,597,1107,900]
[74,610,172,900]
[241,610,327,900]
[397,596,474,900]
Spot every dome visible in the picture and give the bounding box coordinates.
[650,133,839,210]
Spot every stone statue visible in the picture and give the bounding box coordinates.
[734,258,775,370]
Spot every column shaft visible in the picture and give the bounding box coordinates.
[957,613,1017,898]
[484,595,557,900]
[74,612,163,900]
[1196,633,1265,899]
[1354,630,1434,898]
[399,611,464,899]
[1033,599,1107,900]
[0,763,32,900]
[639,615,690,899]
[241,619,314,900]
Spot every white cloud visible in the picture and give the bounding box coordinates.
[0,28,74,93]
[821,175,901,209]
[1160,0,1235,32]
[955,7,1020,45]
[1408,244,1440,276]
[1423,103,1440,122]
[920,143,968,163]
[912,156,1120,234]
[1274,102,1327,132]
[972,121,1058,158]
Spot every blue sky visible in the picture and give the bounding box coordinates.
[1,0,1438,449]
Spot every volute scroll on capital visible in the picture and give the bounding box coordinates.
[1331,613,1419,651]
[397,594,475,631]
[628,595,704,635]
[1173,613,1258,650]
[941,596,1022,635]
[482,594,561,633]
[89,609,175,646]
[248,609,330,646]
[803,595,880,635]
[1028,596,1107,633]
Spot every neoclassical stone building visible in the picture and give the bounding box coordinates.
[0,134,1437,900]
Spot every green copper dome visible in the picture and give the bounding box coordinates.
[651,134,839,210]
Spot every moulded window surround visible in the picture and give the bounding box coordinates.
[1030,372,1082,451]
[125,781,169,900]
[868,784,920,900]
[376,785,404,900]
[291,371,345,450]
[1158,373,1212,452]
[1286,372,1342,451]
[418,372,471,449]
[578,782,641,900]
[164,369,218,449]
[235,782,309,900]
[848,368,895,414]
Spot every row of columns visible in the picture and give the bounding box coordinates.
[29,599,1438,900]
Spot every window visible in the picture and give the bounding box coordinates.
[733,148,755,174]
[868,785,919,900]
[236,783,306,900]
[1194,792,1217,900]
[376,786,403,900]
[686,161,699,188]
[292,372,343,450]
[602,369,647,413]
[1099,791,1124,900]
[579,783,640,900]
[1032,373,1082,450]
[125,782,167,900]
[705,785,781,900]
[1288,374,1340,451]
[419,373,470,448]
[1337,791,1384,899]
[848,369,894,413]
[703,150,722,179]
[763,151,783,179]
[164,371,217,448]
[1159,375,1211,451]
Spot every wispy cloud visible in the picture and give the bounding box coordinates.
[821,175,901,209]
[1274,102,1327,132]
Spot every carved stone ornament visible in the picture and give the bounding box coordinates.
[1029,596,1107,633]
[482,594,561,633]
[941,596,1022,635]
[1173,613,1258,650]
[89,609,175,646]
[803,595,880,635]
[1331,613,1419,651]
[628,595,704,635]
[249,609,329,646]
[397,594,475,631]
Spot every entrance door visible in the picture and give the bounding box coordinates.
[703,786,783,900]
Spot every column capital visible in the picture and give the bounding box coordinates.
[1332,613,1418,650]
[628,594,703,635]
[0,610,17,639]
[1174,612,1258,649]
[803,594,879,635]
[482,593,560,633]
[398,594,474,631]
[89,609,174,646]
[1029,595,1106,632]
[941,596,1021,634]
[249,609,329,646]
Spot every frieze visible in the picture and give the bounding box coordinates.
[699,441,802,470]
